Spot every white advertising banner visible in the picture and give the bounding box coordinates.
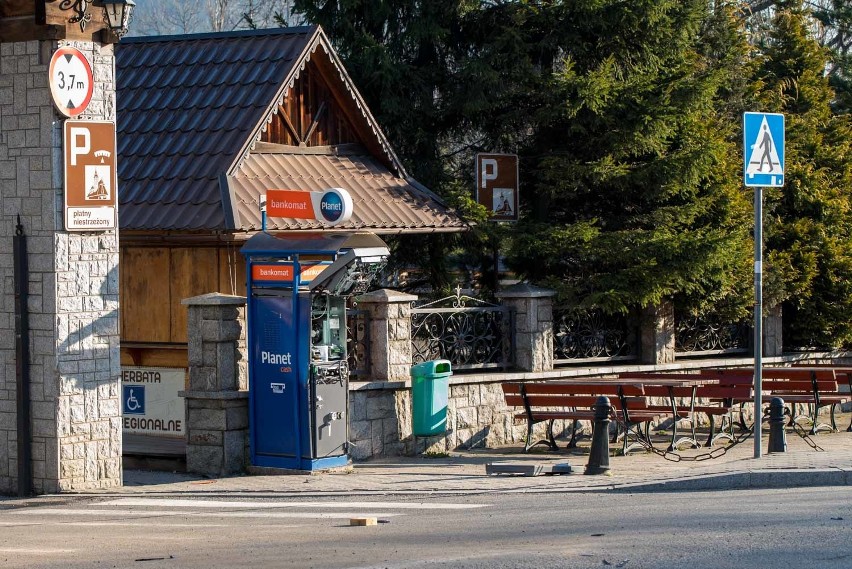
[121,367,186,437]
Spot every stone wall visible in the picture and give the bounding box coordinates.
[1,40,121,494]
[348,378,571,460]
[180,294,249,476]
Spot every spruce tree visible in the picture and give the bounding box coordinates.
[505,0,753,318]
[758,0,852,348]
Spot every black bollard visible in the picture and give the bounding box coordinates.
[767,396,787,453]
[585,396,612,475]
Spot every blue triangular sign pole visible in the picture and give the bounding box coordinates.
[743,112,784,459]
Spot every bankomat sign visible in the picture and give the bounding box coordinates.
[251,262,329,283]
[266,188,354,226]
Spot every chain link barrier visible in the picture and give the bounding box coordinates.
[610,412,754,462]
[609,406,825,462]
[790,421,825,451]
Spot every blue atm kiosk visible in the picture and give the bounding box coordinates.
[241,231,389,470]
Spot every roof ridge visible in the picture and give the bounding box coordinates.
[122,25,316,44]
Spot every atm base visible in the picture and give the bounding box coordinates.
[249,454,351,474]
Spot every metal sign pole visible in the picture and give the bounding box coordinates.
[753,186,763,459]
[743,111,783,459]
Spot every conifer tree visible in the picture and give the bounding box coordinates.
[758,0,852,347]
[505,0,753,317]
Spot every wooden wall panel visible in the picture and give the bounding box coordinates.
[169,247,219,343]
[217,246,247,298]
[121,248,171,342]
[121,347,188,369]
[121,245,247,348]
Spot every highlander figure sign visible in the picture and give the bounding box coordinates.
[476,153,519,222]
[64,120,117,231]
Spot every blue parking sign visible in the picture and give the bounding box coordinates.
[123,385,145,415]
[744,112,785,187]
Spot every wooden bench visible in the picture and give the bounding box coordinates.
[618,373,749,448]
[701,367,848,434]
[792,364,852,431]
[501,381,664,454]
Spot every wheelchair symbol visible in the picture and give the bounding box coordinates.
[123,385,145,415]
[126,391,140,411]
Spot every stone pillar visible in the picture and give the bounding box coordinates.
[179,294,248,476]
[640,300,675,364]
[356,289,418,381]
[1,41,121,494]
[496,283,556,372]
[763,304,783,357]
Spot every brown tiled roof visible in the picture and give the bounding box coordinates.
[231,145,467,233]
[115,26,466,234]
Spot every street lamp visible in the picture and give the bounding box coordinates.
[99,0,135,38]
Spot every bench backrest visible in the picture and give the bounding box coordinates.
[704,367,835,381]
[695,384,752,400]
[501,382,645,410]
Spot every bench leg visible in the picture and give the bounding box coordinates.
[524,420,535,452]
[738,404,749,432]
[706,415,716,447]
[545,419,559,451]
[567,419,580,449]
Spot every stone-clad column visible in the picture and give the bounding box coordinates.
[1,40,121,494]
[640,301,675,364]
[356,289,418,381]
[496,284,556,372]
[764,305,783,357]
[179,294,248,476]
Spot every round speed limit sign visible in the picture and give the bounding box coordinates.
[49,47,94,118]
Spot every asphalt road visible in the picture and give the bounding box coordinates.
[1,487,850,569]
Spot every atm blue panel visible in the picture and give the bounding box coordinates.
[249,294,301,463]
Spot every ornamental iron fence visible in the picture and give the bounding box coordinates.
[553,307,637,364]
[674,313,750,356]
[411,287,513,371]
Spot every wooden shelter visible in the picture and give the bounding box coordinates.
[115,26,467,369]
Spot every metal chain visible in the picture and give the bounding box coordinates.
[610,413,754,462]
[610,406,826,461]
[790,422,825,451]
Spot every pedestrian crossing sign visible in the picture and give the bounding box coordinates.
[744,112,784,187]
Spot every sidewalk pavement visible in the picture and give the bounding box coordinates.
[75,421,852,499]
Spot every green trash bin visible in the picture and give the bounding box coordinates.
[410,360,452,436]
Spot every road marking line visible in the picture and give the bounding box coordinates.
[9,508,401,519]
[0,548,79,554]
[102,498,488,510]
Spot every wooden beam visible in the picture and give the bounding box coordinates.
[303,101,327,144]
[278,104,302,144]
[0,15,63,42]
[0,0,35,19]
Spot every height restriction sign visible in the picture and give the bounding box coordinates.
[49,46,94,118]
[63,120,117,231]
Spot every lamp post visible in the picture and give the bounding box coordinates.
[99,0,135,38]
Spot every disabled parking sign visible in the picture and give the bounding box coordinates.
[123,385,145,415]
[744,112,784,187]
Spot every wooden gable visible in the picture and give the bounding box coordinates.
[255,44,396,172]
[261,59,359,148]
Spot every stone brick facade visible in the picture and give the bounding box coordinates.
[180,294,249,476]
[356,289,418,381]
[496,284,555,372]
[1,40,121,494]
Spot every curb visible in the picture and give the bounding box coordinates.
[607,467,852,493]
